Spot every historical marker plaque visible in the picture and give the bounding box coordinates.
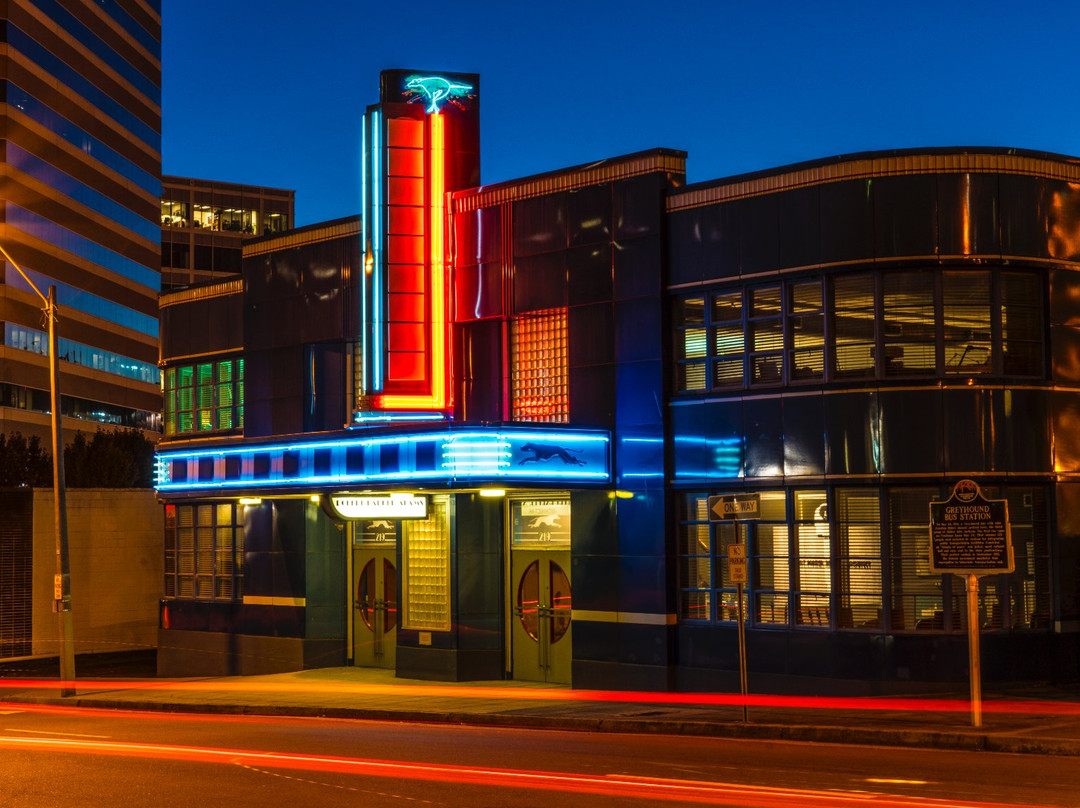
[929,480,1013,575]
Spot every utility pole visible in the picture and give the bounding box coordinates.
[0,244,76,695]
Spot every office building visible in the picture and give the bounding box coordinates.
[0,0,162,441]
[0,0,160,660]
[160,176,294,290]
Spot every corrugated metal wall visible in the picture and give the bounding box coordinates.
[0,490,33,658]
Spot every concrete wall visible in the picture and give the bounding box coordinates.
[32,489,162,657]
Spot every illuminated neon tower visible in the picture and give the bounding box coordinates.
[356,70,480,420]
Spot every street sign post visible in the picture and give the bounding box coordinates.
[726,541,749,721]
[929,479,1013,728]
[711,494,760,722]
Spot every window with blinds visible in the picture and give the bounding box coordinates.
[164,502,244,601]
[673,268,1043,393]
[883,271,937,375]
[835,489,883,629]
[789,281,824,381]
[943,271,992,374]
[676,485,1051,633]
[794,490,830,626]
[748,285,783,386]
[832,273,876,378]
[164,357,244,437]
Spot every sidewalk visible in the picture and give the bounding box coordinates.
[3,665,1080,757]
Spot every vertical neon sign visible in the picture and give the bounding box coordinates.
[371,108,383,392]
[359,114,368,399]
[356,71,478,420]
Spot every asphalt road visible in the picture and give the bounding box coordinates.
[0,702,1077,808]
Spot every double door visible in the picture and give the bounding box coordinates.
[510,549,572,684]
[352,541,397,669]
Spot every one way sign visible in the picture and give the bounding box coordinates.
[708,494,761,521]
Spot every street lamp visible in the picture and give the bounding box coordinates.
[0,243,75,695]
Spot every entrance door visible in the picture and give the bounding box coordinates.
[352,521,398,669]
[510,549,572,683]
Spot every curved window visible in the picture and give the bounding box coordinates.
[5,323,159,384]
[6,25,159,150]
[7,144,159,242]
[3,82,161,196]
[673,268,1044,392]
[5,206,161,292]
[677,485,1049,633]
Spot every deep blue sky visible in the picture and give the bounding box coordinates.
[163,1,1074,227]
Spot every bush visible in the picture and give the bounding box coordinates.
[0,429,156,488]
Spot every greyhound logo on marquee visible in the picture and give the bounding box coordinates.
[517,442,587,467]
[404,75,474,113]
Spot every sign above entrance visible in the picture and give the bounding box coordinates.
[154,428,611,493]
[332,493,428,520]
[511,499,571,547]
[929,480,1013,575]
[708,493,761,521]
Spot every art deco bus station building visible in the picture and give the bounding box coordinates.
[154,70,1080,692]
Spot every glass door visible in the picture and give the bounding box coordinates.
[508,496,572,684]
[352,520,398,669]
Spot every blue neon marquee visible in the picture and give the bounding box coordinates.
[155,427,611,493]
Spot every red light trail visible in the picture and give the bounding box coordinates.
[0,733,1058,808]
[2,678,1079,716]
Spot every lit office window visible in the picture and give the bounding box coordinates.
[512,308,568,423]
[943,270,992,374]
[882,271,936,375]
[835,489,883,629]
[748,285,783,385]
[751,492,789,623]
[1000,487,1050,629]
[674,296,707,391]
[401,495,451,631]
[677,484,1050,634]
[677,494,712,621]
[832,273,876,378]
[788,281,824,381]
[161,200,188,226]
[674,268,1044,392]
[164,502,243,602]
[793,490,830,626]
[888,488,942,631]
[1000,273,1043,376]
[712,291,745,387]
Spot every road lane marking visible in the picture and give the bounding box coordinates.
[4,728,111,738]
[867,779,931,785]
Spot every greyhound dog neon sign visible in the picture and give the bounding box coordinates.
[404,75,474,113]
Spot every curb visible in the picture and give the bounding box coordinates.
[6,694,1080,757]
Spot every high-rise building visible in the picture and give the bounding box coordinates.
[160,176,294,290]
[0,0,162,443]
